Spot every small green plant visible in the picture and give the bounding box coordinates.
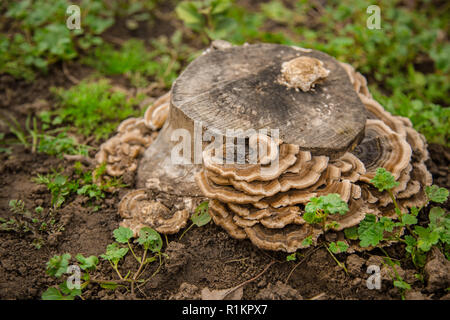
[337,168,449,297]
[302,194,350,272]
[378,254,411,300]
[32,163,124,209]
[286,253,297,262]
[328,241,349,254]
[0,199,60,249]
[303,193,349,230]
[42,226,166,300]
[0,112,89,157]
[179,201,211,240]
[51,79,142,140]
[1,0,114,80]
[37,132,89,158]
[83,39,156,78]
[344,168,449,268]
[176,0,235,43]
[83,32,197,89]
[33,172,77,209]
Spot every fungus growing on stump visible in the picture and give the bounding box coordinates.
[95,42,431,252]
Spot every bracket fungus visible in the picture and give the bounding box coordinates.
[96,42,432,253]
[118,189,190,236]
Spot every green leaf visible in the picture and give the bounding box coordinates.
[393,280,411,290]
[137,227,162,253]
[404,235,417,253]
[191,201,211,227]
[211,0,232,15]
[401,213,418,226]
[59,281,81,297]
[286,253,296,261]
[428,207,449,243]
[358,214,385,247]
[113,226,133,243]
[302,235,313,247]
[302,210,320,224]
[100,282,118,290]
[175,2,204,27]
[425,185,449,203]
[370,168,399,192]
[305,193,349,216]
[100,243,128,264]
[415,226,440,252]
[337,241,349,253]
[46,253,71,278]
[379,217,394,232]
[329,241,349,254]
[325,221,340,230]
[42,287,64,300]
[75,254,99,271]
[328,242,338,253]
[344,226,359,240]
[144,256,157,264]
[261,1,293,24]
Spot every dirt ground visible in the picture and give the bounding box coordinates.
[0,61,449,300]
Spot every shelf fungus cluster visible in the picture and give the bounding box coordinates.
[96,42,431,252]
[118,188,192,236]
[94,92,169,183]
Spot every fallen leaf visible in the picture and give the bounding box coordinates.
[201,286,243,300]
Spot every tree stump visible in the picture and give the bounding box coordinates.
[137,43,366,196]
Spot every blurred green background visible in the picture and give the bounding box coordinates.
[1,0,448,145]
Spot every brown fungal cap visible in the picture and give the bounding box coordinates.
[352,119,411,182]
[144,92,170,130]
[279,56,330,92]
[209,200,247,240]
[248,133,281,165]
[339,62,372,99]
[207,153,328,198]
[359,94,407,138]
[118,189,190,235]
[229,204,304,229]
[203,143,299,182]
[331,152,366,182]
[95,115,155,183]
[245,224,322,253]
[210,200,320,252]
[195,171,265,204]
